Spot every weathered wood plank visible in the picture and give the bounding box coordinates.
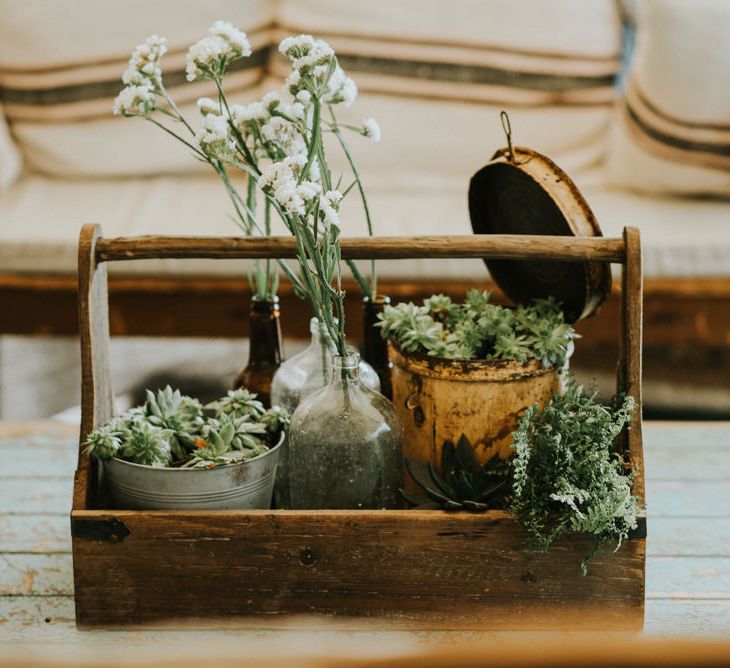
[3,596,730,642]
[644,599,730,636]
[0,479,71,514]
[71,509,644,629]
[647,557,730,599]
[0,595,75,630]
[0,515,70,554]
[650,518,730,557]
[643,423,730,451]
[0,421,78,442]
[647,448,730,481]
[0,444,77,479]
[96,235,627,263]
[0,554,72,596]
[647,481,730,517]
[0,532,730,599]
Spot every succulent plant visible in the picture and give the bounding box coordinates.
[402,435,511,511]
[84,386,288,470]
[378,290,576,367]
[184,420,267,469]
[82,423,124,460]
[260,405,291,434]
[208,388,265,420]
[119,421,174,467]
[203,415,268,452]
[143,385,204,458]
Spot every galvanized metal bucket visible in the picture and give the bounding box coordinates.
[104,432,284,510]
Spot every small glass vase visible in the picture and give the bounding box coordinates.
[287,352,404,510]
[270,317,379,508]
[233,296,282,407]
[361,294,392,399]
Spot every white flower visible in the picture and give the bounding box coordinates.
[319,190,343,227]
[325,66,357,107]
[279,34,315,59]
[113,84,156,117]
[196,112,234,158]
[210,20,251,57]
[259,155,321,216]
[286,70,301,94]
[279,35,335,81]
[262,91,282,111]
[361,117,381,143]
[122,35,167,88]
[231,102,267,125]
[186,21,251,82]
[197,97,221,115]
[288,102,305,119]
[295,90,312,105]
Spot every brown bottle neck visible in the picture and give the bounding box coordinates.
[248,297,282,368]
[362,294,390,365]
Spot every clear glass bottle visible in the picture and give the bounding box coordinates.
[287,352,404,510]
[270,318,380,508]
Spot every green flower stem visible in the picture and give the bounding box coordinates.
[327,107,376,297]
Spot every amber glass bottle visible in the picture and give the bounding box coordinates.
[361,294,392,399]
[233,296,282,407]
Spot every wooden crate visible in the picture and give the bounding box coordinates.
[71,225,645,630]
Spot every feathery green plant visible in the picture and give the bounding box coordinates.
[510,383,637,574]
[378,290,576,366]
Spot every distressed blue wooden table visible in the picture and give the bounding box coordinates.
[1,420,729,649]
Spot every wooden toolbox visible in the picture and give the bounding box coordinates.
[71,224,645,630]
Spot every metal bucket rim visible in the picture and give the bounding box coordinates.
[108,429,285,473]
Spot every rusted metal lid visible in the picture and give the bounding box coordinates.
[468,114,611,323]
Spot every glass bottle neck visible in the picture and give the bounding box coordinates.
[330,353,361,383]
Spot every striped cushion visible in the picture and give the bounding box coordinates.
[0,0,273,177]
[0,0,622,182]
[0,103,21,190]
[607,0,730,195]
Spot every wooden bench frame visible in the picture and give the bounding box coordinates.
[71,224,645,630]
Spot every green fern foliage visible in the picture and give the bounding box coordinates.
[510,384,637,574]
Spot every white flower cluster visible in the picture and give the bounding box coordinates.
[196,111,235,159]
[258,156,322,217]
[319,190,343,227]
[361,117,381,143]
[186,20,251,82]
[197,97,221,116]
[113,84,156,117]
[324,65,357,107]
[279,34,357,107]
[122,34,167,88]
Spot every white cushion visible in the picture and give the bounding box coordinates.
[1,173,728,279]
